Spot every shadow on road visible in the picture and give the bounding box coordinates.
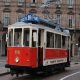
[11,69,69,80]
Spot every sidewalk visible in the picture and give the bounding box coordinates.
[71,55,80,64]
[0,57,10,76]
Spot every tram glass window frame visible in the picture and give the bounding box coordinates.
[23,28,30,46]
[8,29,13,46]
[68,36,70,48]
[55,34,61,48]
[46,32,54,48]
[62,35,66,48]
[32,30,37,47]
[14,28,22,46]
[66,36,69,49]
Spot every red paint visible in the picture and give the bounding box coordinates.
[45,49,67,59]
[7,47,68,68]
[39,48,43,64]
[7,47,38,68]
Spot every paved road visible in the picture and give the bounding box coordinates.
[0,63,80,80]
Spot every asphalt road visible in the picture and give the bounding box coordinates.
[0,64,80,80]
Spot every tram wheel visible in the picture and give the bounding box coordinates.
[16,73,19,77]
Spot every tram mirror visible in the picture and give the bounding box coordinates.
[33,32,37,41]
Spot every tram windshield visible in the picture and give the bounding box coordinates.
[9,29,13,46]
[8,28,30,47]
[14,28,22,46]
[23,28,30,46]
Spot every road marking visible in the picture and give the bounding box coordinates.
[60,71,80,80]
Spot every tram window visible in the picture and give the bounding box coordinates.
[65,37,69,49]
[8,29,13,46]
[46,32,54,48]
[32,30,37,47]
[23,28,30,46]
[62,36,66,48]
[14,28,22,46]
[67,37,70,48]
[55,34,61,48]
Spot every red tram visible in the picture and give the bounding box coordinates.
[5,13,70,76]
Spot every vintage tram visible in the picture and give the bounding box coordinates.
[5,13,70,76]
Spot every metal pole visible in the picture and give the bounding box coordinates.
[1,35,2,56]
[25,0,26,14]
[75,0,76,56]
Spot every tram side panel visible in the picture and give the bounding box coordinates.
[43,49,69,66]
[7,47,38,68]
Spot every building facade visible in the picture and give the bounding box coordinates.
[0,0,80,56]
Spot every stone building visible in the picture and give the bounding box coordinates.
[0,0,80,56]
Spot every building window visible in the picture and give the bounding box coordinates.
[57,14,61,24]
[17,0,24,6]
[29,9,37,13]
[54,14,61,24]
[31,0,37,3]
[16,13,23,22]
[3,8,11,12]
[33,0,35,3]
[69,18,72,28]
[3,0,11,6]
[68,15,75,28]
[42,9,50,19]
[3,13,10,27]
[67,0,74,8]
[56,0,62,8]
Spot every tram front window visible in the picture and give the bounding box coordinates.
[9,29,13,46]
[14,28,22,46]
[23,28,30,46]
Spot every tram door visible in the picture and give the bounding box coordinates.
[38,29,44,66]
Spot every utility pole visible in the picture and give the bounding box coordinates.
[1,34,2,56]
[0,21,3,56]
[24,0,26,14]
[74,0,76,56]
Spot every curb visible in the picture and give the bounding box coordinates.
[70,62,80,67]
[0,72,10,76]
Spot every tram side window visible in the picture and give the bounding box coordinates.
[47,32,54,48]
[9,29,13,46]
[65,36,69,49]
[67,37,70,48]
[55,34,61,48]
[23,28,30,46]
[62,36,66,48]
[32,30,37,47]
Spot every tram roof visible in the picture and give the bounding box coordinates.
[19,13,57,29]
[9,13,70,36]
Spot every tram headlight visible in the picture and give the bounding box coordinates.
[15,57,20,63]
